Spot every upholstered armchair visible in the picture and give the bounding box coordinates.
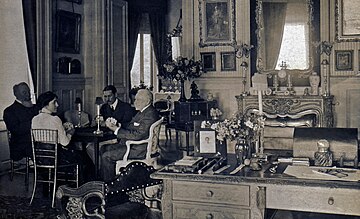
[56,161,163,219]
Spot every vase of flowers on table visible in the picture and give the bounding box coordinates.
[207,112,266,165]
[210,107,222,120]
[160,57,204,102]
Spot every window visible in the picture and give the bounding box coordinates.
[130,33,156,88]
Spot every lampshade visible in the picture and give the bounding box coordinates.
[95,97,104,105]
[75,97,82,104]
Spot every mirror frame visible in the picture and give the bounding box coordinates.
[253,0,320,86]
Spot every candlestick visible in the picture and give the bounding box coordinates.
[258,91,263,115]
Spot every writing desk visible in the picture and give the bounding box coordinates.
[72,127,114,179]
[152,156,360,219]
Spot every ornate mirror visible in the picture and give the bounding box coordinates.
[251,0,320,87]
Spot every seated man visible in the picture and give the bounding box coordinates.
[100,85,136,127]
[87,89,159,181]
[3,82,39,162]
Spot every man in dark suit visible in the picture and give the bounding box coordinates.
[100,85,136,127]
[3,82,39,161]
[87,89,159,181]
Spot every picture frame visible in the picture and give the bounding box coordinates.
[194,121,228,157]
[335,50,353,71]
[335,0,360,42]
[221,52,236,71]
[199,0,236,47]
[56,10,81,54]
[199,129,217,154]
[201,52,216,71]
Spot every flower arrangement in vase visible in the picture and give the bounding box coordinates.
[160,56,204,101]
[210,108,222,120]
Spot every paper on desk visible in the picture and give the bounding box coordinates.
[284,165,360,182]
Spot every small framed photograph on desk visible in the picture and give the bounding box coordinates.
[199,130,216,153]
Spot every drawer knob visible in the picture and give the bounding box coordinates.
[206,213,213,219]
[328,197,334,205]
[206,191,213,197]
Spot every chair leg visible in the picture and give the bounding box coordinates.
[25,157,29,191]
[29,167,37,205]
[52,169,57,208]
[76,165,79,188]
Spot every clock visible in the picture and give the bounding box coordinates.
[278,69,287,79]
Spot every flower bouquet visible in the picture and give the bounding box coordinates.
[210,108,222,120]
[160,57,204,101]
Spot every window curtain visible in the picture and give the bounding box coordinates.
[128,12,142,69]
[263,2,287,70]
[22,0,37,92]
[149,12,167,75]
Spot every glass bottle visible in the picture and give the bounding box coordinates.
[314,139,333,167]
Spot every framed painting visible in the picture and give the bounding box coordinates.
[201,52,216,71]
[199,0,236,47]
[221,52,236,71]
[335,50,353,71]
[56,10,81,54]
[335,0,360,42]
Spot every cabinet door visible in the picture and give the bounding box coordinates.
[106,0,129,102]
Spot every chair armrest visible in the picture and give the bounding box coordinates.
[123,139,150,161]
[56,181,106,219]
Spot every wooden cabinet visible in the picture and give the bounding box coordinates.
[174,100,217,123]
[267,184,360,216]
[170,181,251,219]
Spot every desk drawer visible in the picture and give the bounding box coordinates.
[173,202,250,219]
[173,181,250,206]
[267,185,360,216]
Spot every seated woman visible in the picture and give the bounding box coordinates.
[31,91,80,165]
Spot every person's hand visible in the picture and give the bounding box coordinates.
[63,122,75,136]
[105,118,121,132]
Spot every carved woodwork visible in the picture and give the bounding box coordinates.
[236,95,334,127]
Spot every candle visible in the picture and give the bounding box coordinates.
[258,90,263,115]
[96,105,100,116]
[77,103,82,112]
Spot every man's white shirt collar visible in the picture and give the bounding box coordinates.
[110,98,118,110]
[140,104,151,112]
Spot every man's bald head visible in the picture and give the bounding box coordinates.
[133,89,153,111]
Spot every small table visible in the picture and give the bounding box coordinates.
[72,127,114,179]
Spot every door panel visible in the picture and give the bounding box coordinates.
[107,0,129,102]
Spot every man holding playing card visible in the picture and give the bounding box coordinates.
[87,89,159,181]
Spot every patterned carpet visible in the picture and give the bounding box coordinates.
[0,196,59,219]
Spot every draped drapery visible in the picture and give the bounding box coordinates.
[263,2,287,70]
[128,12,141,70]
[22,0,37,91]
[149,12,168,75]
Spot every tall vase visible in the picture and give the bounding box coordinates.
[179,79,187,102]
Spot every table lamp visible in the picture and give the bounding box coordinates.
[94,97,104,134]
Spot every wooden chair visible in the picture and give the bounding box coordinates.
[56,161,163,219]
[154,99,174,143]
[115,117,164,175]
[6,130,30,191]
[30,129,79,208]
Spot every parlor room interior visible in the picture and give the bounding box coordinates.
[1,0,360,218]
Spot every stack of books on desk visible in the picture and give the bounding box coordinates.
[292,157,310,166]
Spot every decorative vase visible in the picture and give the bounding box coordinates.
[179,79,187,102]
[235,138,248,165]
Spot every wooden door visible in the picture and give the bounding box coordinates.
[106,0,129,102]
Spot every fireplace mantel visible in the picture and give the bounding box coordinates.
[235,95,334,127]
